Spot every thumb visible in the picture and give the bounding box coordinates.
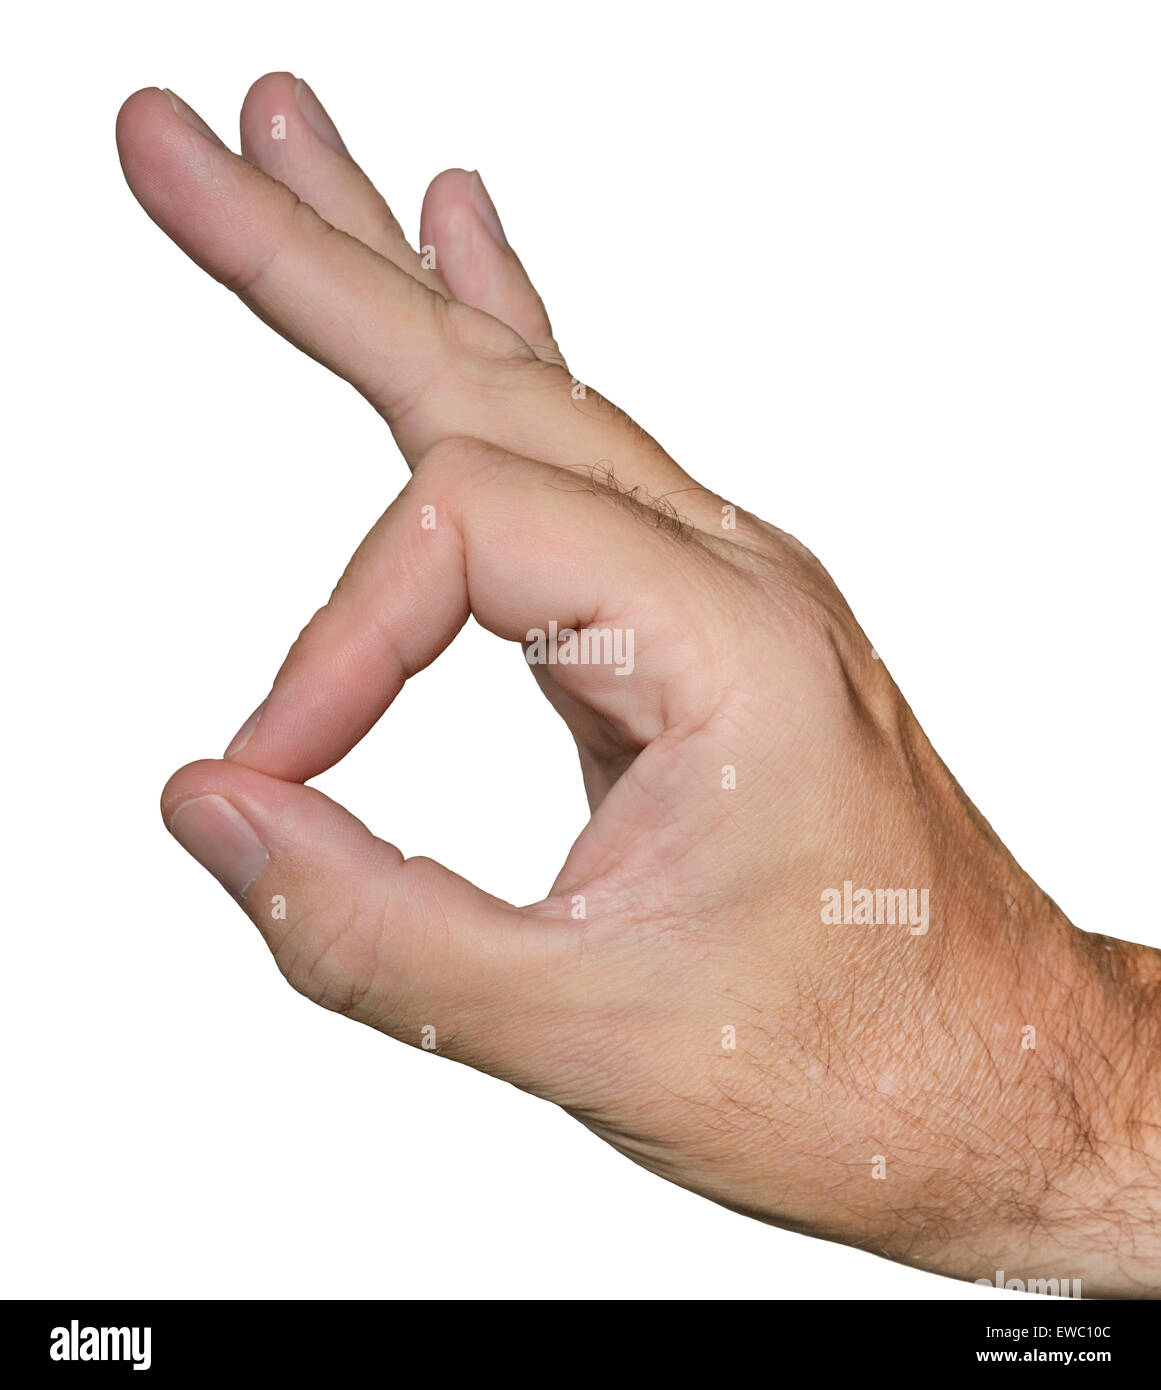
[162,758,583,1090]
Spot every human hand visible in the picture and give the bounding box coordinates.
[117,75,1161,1297]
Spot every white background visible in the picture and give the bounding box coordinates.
[3,1,1157,1299]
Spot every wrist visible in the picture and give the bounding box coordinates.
[876,884,1161,1296]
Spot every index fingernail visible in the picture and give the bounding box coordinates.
[224,699,267,759]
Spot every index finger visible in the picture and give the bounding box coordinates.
[225,438,728,784]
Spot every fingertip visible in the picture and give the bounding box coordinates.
[115,86,169,158]
[161,757,288,830]
[239,70,297,142]
[161,757,234,828]
[420,168,559,360]
[116,85,162,129]
[244,70,297,104]
[423,167,474,200]
[419,168,476,237]
[242,72,352,164]
[160,758,377,861]
[117,84,232,228]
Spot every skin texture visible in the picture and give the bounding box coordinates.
[117,74,1161,1297]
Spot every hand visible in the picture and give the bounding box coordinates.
[118,74,1161,1297]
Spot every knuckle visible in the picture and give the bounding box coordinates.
[271,894,385,1021]
[222,188,318,298]
[268,843,412,1022]
[411,435,513,494]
